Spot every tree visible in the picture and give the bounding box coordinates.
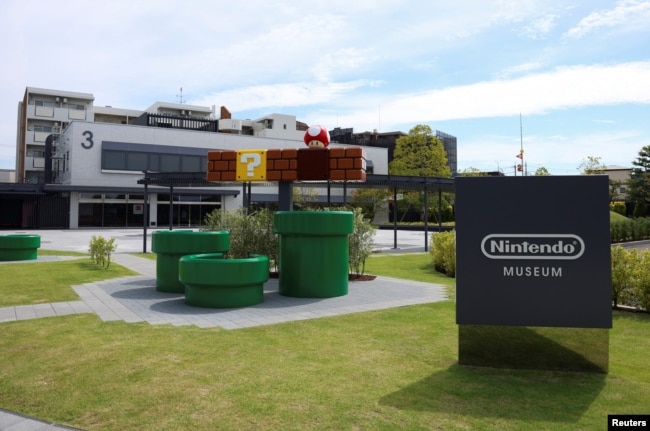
[628,145,650,216]
[389,125,452,177]
[577,156,606,175]
[534,166,551,176]
[348,188,390,221]
[388,125,452,223]
[457,167,488,176]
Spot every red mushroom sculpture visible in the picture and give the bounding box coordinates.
[304,125,330,148]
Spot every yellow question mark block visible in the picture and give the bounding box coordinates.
[236,150,267,181]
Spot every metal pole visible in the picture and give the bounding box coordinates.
[278,182,293,211]
[248,182,252,211]
[143,171,148,253]
[424,184,428,252]
[393,187,398,249]
[327,181,331,205]
[438,185,442,230]
[168,185,174,230]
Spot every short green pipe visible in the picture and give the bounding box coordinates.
[152,230,230,293]
[179,253,269,308]
[0,234,41,261]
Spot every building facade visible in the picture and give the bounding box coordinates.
[9,87,388,229]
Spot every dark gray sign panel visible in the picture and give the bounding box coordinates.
[456,176,612,328]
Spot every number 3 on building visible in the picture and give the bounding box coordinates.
[81,130,94,149]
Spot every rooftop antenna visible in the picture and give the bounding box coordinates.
[516,112,525,176]
[176,87,185,104]
[378,104,381,133]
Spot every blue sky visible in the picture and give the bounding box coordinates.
[1,0,649,175]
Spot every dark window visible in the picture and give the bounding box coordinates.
[148,154,160,172]
[160,155,180,172]
[127,152,148,171]
[103,151,126,170]
[181,156,201,172]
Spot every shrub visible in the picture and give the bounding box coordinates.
[611,217,650,242]
[430,231,455,277]
[635,250,650,311]
[347,207,375,276]
[204,207,375,276]
[609,246,650,312]
[610,246,640,308]
[633,200,647,218]
[88,235,117,269]
[203,208,279,271]
[610,201,626,216]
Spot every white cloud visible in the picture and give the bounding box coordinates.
[566,0,650,38]
[337,61,650,131]
[523,14,559,39]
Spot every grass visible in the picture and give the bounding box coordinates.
[0,251,648,430]
[366,252,454,287]
[610,211,629,223]
[0,255,137,307]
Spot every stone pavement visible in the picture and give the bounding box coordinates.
[0,227,448,429]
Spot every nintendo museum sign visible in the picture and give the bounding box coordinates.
[455,176,612,329]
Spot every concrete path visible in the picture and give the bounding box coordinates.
[0,227,448,430]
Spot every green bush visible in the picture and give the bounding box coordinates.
[429,231,455,277]
[611,246,650,311]
[203,207,374,276]
[611,217,650,242]
[88,235,116,269]
[610,201,626,216]
[347,207,375,276]
[611,246,639,308]
[633,200,647,218]
[203,208,279,271]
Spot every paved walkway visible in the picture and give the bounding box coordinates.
[0,228,448,429]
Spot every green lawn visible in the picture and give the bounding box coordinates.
[0,252,648,430]
[0,256,137,307]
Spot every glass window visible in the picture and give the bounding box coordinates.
[103,151,126,170]
[105,194,126,200]
[33,125,53,133]
[103,203,127,227]
[79,193,103,200]
[127,152,148,171]
[160,155,180,172]
[78,203,103,227]
[34,100,55,117]
[181,156,201,172]
[148,154,160,172]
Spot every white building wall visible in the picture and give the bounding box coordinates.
[148,193,158,227]
[54,118,387,228]
[58,121,387,189]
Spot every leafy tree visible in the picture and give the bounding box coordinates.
[348,188,390,221]
[628,145,650,214]
[534,166,551,176]
[457,167,488,176]
[389,125,452,177]
[388,125,452,223]
[609,179,623,202]
[577,156,606,175]
[292,186,319,210]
